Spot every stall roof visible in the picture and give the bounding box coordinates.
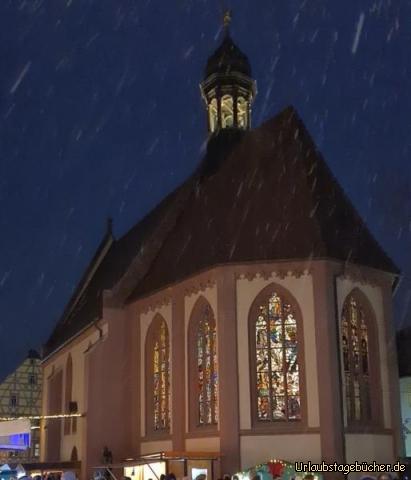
[22,461,81,471]
[94,451,222,468]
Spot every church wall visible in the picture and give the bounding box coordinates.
[345,434,393,464]
[184,285,218,433]
[335,278,391,430]
[140,440,173,455]
[84,307,135,479]
[336,275,402,465]
[240,434,321,468]
[140,304,172,438]
[236,271,320,430]
[41,323,107,463]
[185,436,220,451]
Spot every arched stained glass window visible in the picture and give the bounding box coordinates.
[153,320,170,431]
[252,290,301,422]
[342,294,371,424]
[197,304,218,425]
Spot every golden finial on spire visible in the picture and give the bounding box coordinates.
[223,9,232,30]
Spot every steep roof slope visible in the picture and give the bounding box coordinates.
[44,106,398,356]
[43,178,194,356]
[128,106,397,300]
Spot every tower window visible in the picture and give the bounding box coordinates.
[10,394,18,408]
[237,96,248,129]
[28,373,37,385]
[208,99,218,133]
[221,95,234,128]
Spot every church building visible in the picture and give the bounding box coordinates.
[40,17,403,480]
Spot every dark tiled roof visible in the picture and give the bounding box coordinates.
[43,179,194,357]
[44,106,399,357]
[128,106,398,300]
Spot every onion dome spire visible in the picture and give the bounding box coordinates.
[200,10,256,135]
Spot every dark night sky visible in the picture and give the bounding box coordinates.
[0,0,410,380]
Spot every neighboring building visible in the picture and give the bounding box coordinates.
[0,350,42,462]
[40,17,403,480]
[397,327,411,456]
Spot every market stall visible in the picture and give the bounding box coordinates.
[233,460,323,480]
[94,451,221,480]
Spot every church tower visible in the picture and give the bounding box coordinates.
[200,11,256,134]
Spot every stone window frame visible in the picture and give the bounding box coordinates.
[248,282,308,432]
[341,288,383,432]
[188,295,219,433]
[145,314,171,438]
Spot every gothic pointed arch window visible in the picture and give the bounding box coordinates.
[341,290,382,427]
[249,284,305,425]
[145,315,170,434]
[188,297,218,430]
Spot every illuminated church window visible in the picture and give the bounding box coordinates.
[252,291,301,422]
[153,320,170,431]
[342,294,371,423]
[208,99,218,133]
[237,96,248,129]
[221,95,234,128]
[197,304,218,425]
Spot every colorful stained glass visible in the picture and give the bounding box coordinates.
[342,295,371,424]
[153,321,169,431]
[288,396,301,419]
[255,292,300,421]
[272,396,286,420]
[197,304,218,425]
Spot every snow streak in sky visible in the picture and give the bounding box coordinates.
[10,61,32,94]
[352,12,365,55]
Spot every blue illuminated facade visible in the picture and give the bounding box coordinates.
[0,433,30,451]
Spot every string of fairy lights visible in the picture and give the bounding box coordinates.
[0,413,83,422]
